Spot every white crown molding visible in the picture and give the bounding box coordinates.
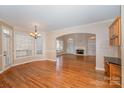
[52,19,114,32]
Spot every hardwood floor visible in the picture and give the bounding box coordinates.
[0,54,121,88]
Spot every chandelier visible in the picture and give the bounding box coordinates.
[30,25,41,39]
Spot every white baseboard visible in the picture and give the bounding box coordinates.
[96,67,105,71]
[0,70,4,74]
[0,66,12,74]
[0,58,57,74]
[1,59,103,74]
[13,59,47,67]
[0,59,47,74]
[46,59,56,62]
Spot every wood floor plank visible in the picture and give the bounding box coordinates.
[0,54,121,88]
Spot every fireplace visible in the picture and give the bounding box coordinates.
[76,49,84,54]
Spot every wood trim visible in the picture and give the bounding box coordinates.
[109,16,121,29]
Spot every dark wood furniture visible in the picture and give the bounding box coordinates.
[104,57,121,82]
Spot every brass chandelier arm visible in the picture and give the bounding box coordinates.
[29,25,41,39]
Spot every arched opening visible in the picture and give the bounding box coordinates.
[56,33,96,69]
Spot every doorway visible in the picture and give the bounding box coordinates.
[56,33,96,56]
[56,33,96,69]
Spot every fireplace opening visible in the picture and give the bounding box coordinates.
[76,49,84,54]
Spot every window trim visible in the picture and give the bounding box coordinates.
[14,32,43,60]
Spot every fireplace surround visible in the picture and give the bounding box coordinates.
[76,49,84,54]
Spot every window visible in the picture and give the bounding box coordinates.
[56,40,63,52]
[35,37,43,55]
[15,32,43,58]
[15,32,33,58]
[67,38,74,53]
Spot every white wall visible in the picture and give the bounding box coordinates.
[45,19,119,70]
[121,5,124,88]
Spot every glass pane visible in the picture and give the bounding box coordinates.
[56,40,63,52]
[67,38,74,53]
[15,32,33,58]
[35,37,42,55]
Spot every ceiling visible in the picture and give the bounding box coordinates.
[0,5,121,31]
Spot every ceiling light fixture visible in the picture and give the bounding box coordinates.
[30,25,41,39]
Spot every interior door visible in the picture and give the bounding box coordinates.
[2,28,13,69]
